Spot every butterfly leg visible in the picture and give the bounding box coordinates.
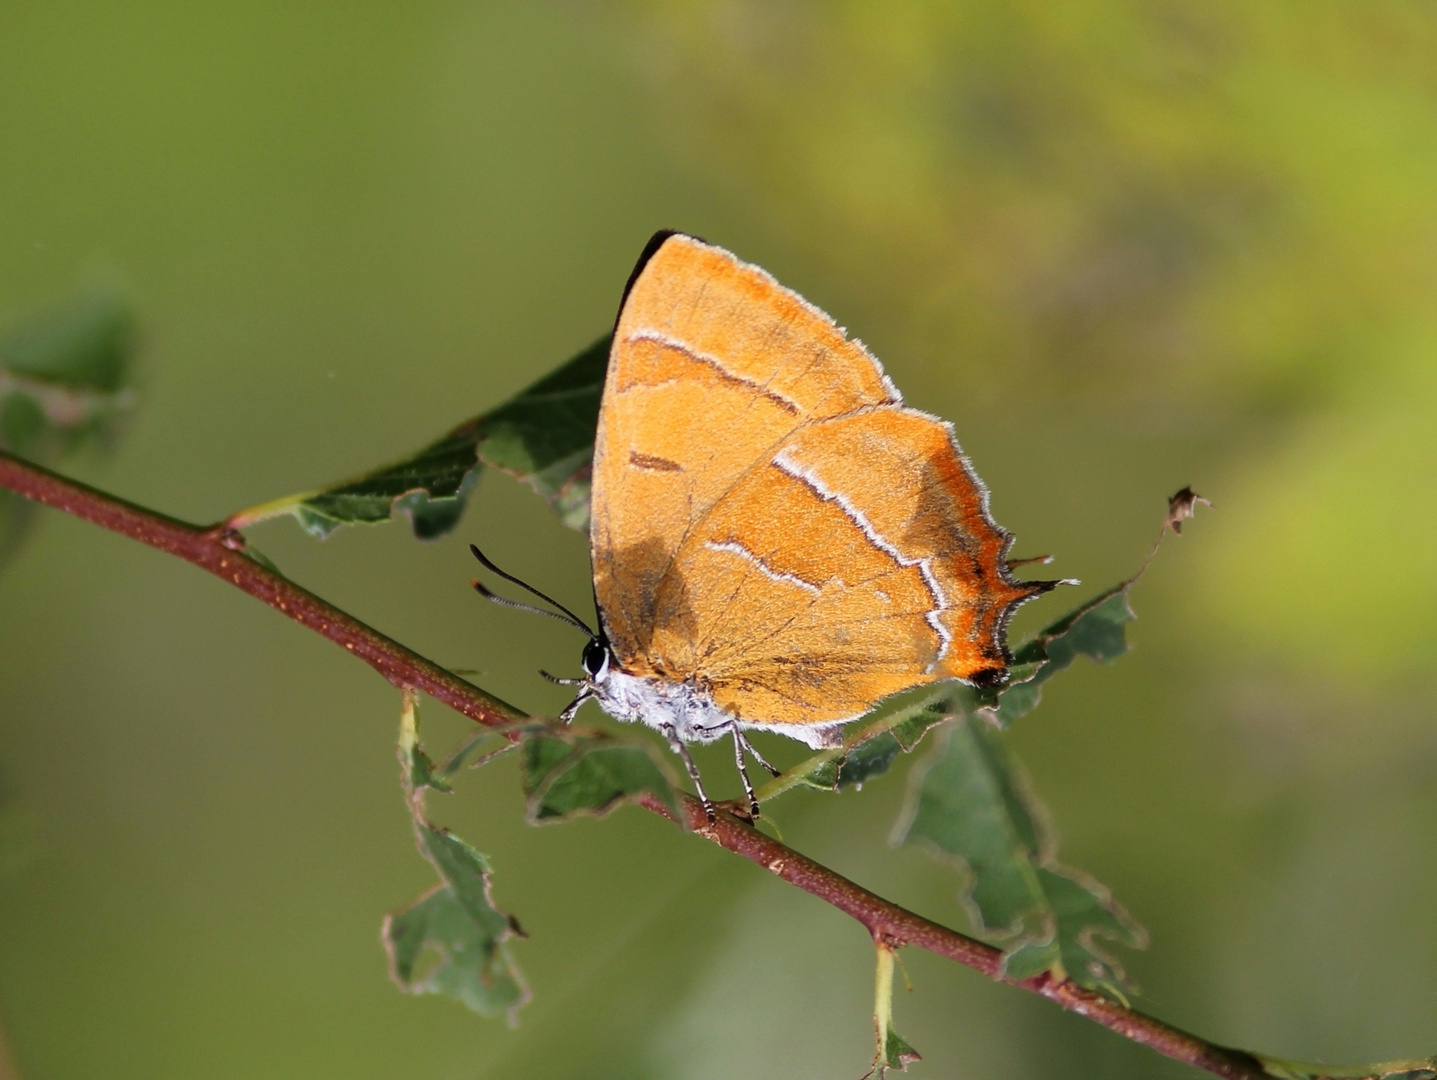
[556,687,593,725]
[660,722,715,824]
[729,726,762,820]
[735,730,783,777]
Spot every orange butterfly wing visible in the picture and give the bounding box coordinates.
[590,233,1049,729]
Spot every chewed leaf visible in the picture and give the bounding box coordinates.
[292,426,486,540]
[410,746,452,793]
[0,295,136,566]
[470,336,609,521]
[521,729,681,823]
[759,685,964,802]
[999,866,1146,989]
[232,335,608,539]
[896,718,1046,936]
[384,885,526,1019]
[388,695,527,1021]
[876,1028,922,1075]
[416,825,514,939]
[894,716,1145,991]
[835,690,959,791]
[993,584,1136,728]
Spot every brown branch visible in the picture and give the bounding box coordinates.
[0,452,521,726]
[642,792,1266,1078]
[0,450,1273,1079]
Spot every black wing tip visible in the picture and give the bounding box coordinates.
[617,229,706,313]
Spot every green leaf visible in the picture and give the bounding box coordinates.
[835,690,962,791]
[999,866,1145,988]
[292,426,486,540]
[521,729,681,823]
[1254,1055,1437,1080]
[383,880,528,1021]
[894,716,1145,991]
[993,583,1136,728]
[234,335,609,539]
[0,294,133,392]
[406,741,452,795]
[0,295,137,566]
[0,295,135,460]
[415,824,513,939]
[875,1028,922,1075]
[757,685,966,803]
[388,696,527,1021]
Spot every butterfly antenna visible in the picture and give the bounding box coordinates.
[470,579,592,634]
[469,544,596,637]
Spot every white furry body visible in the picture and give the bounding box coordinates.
[592,668,845,750]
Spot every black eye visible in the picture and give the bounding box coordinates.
[582,639,609,679]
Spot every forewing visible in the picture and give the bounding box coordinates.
[649,407,1052,726]
[591,233,898,664]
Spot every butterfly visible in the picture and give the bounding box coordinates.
[473,231,1057,820]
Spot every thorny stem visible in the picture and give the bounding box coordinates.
[0,449,1398,1080]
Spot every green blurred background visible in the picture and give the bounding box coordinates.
[3,2,1436,1077]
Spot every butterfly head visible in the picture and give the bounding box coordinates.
[581,636,612,683]
[468,542,608,719]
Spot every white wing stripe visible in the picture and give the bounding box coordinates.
[771,446,951,666]
[702,540,822,594]
[625,328,805,414]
